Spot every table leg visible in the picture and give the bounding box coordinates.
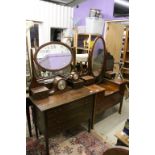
[45,134,49,155]
[88,119,91,132]
[32,106,39,139]
[119,100,123,114]
[26,102,32,137]
[91,95,96,129]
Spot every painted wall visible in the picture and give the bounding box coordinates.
[26,0,73,45]
[73,0,128,26]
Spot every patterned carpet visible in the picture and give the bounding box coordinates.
[26,126,110,155]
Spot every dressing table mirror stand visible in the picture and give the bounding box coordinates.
[28,41,104,155]
[86,36,128,129]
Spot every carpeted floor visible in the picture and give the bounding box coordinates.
[26,125,110,155]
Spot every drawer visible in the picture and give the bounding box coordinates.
[46,96,94,137]
[47,111,91,137]
[95,92,122,115]
[47,103,91,125]
[46,96,93,120]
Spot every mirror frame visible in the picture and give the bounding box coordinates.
[34,41,74,72]
[89,36,107,80]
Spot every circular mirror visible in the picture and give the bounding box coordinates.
[90,37,106,78]
[34,42,73,71]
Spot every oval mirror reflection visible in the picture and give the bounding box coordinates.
[92,37,105,77]
[35,43,72,71]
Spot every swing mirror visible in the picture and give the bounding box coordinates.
[34,42,73,71]
[90,36,106,78]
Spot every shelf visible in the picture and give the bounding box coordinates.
[122,70,129,75]
[122,67,129,74]
[115,131,129,146]
[125,60,129,63]
[122,67,129,70]
[124,79,129,82]
[77,33,101,36]
[77,47,89,50]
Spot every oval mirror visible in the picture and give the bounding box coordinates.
[90,37,106,78]
[34,42,73,71]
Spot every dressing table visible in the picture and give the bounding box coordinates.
[30,84,104,155]
[28,39,127,155]
[28,41,104,155]
[86,36,127,129]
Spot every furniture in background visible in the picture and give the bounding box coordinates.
[103,146,129,155]
[115,119,129,147]
[103,20,129,98]
[121,27,129,85]
[103,20,129,74]
[115,131,129,147]
[73,33,100,75]
[73,33,101,55]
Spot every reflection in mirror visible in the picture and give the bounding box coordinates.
[40,65,72,79]
[92,37,105,77]
[36,43,72,71]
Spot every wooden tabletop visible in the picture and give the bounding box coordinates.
[115,131,129,146]
[30,84,105,112]
[104,78,128,85]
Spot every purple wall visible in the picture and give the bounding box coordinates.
[73,0,128,26]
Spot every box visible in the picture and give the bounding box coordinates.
[30,86,49,100]
[81,75,95,85]
[86,17,104,35]
[67,79,84,89]
[104,71,116,79]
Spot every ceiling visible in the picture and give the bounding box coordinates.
[41,0,87,6]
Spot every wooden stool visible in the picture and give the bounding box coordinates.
[103,146,129,155]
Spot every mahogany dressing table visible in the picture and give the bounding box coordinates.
[28,42,105,155]
[87,36,127,129]
[28,39,127,155]
[30,84,104,155]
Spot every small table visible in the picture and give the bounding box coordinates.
[115,131,129,147]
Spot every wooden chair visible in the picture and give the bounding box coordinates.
[103,146,129,155]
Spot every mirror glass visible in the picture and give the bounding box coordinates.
[36,43,72,71]
[92,38,105,77]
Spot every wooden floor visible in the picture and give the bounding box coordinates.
[93,97,129,145]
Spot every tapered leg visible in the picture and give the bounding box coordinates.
[119,100,123,114]
[34,123,39,139]
[26,104,32,137]
[45,135,49,155]
[88,119,91,132]
[32,106,39,138]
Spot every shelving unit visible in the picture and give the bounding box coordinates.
[121,28,129,84]
[73,33,101,54]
